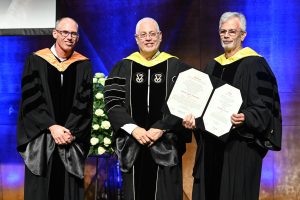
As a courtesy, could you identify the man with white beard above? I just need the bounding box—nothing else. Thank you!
[183,12,282,200]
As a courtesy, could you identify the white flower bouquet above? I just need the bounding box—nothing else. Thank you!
[89,72,114,155]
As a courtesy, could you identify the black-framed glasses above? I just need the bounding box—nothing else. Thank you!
[136,31,161,39]
[219,29,243,36]
[56,29,79,38]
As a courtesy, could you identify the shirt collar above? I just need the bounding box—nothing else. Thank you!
[50,45,67,62]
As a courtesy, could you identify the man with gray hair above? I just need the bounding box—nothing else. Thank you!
[104,17,191,200]
[183,12,282,200]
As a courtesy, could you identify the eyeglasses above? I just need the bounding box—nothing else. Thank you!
[136,31,161,39]
[219,29,244,36]
[56,29,79,38]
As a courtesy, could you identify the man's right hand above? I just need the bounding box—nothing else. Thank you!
[49,125,74,145]
[182,114,196,129]
[132,127,152,145]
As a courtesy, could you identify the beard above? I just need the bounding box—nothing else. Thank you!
[221,39,243,53]
[221,41,235,51]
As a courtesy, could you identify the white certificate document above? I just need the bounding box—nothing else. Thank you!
[203,84,242,137]
[167,68,213,118]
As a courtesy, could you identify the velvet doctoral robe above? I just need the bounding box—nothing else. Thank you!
[104,52,191,200]
[192,47,282,200]
[17,48,93,200]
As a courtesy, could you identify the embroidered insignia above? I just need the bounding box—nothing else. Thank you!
[152,73,165,84]
[172,76,177,82]
[134,72,146,83]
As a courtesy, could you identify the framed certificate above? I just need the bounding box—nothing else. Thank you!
[203,84,242,137]
[167,68,213,118]
[167,68,242,137]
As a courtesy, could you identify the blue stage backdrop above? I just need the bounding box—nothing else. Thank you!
[0,0,198,192]
[226,0,300,191]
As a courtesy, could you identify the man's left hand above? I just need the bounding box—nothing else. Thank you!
[146,128,164,146]
[231,113,245,127]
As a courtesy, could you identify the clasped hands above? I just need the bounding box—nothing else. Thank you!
[182,113,245,129]
[132,127,164,147]
[49,124,76,145]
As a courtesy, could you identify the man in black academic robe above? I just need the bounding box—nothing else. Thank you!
[104,17,191,200]
[17,17,93,200]
[183,12,282,200]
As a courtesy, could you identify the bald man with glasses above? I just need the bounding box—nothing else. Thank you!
[104,17,191,200]
[17,17,93,200]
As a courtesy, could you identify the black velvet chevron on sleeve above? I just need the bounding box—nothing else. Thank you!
[103,62,135,134]
[17,55,56,146]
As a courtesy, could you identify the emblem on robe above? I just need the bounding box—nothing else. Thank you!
[172,76,177,83]
[152,73,165,84]
[134,72,146,83]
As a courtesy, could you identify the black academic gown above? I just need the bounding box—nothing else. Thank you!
[104,53,191,200]
[17,49,93,200]
[192,50,282,200]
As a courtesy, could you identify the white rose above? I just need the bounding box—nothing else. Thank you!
[98,78,106,86]
[95,109,104,116]
[95,92,104,99]
[101,121,111,129]
[90,137,99,145]
[95,73,105,78]
[103,137,112,146]
[98,146,106,155]
[92,124,100,130]
[93,78,98,83]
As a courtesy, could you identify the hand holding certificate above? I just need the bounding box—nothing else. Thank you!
[167,68,242,137]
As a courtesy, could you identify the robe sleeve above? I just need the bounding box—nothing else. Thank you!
[17,54,56,147]
[240,57,282,150]
[17,54,57,176]
[104,61,141,172]
[104,61,136,135]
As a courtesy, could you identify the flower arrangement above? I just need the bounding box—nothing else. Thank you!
[89,72,114,155]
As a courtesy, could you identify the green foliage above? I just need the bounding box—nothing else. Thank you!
[89,73,114,155]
